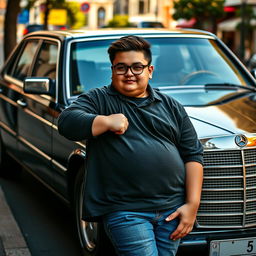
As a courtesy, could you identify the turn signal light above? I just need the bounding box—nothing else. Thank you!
[247,136,256,147]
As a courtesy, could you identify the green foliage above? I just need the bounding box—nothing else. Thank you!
[65,2,86,29]
[173,0,225,27]
[107,15,131,28]
[236,5,256,31]
[26,0,65,9]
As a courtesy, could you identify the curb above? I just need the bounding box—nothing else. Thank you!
[0,186,31,256]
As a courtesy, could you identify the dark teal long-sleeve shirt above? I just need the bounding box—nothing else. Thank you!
[58,85,203,221]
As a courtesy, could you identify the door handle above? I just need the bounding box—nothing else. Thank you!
[17,99,27,107]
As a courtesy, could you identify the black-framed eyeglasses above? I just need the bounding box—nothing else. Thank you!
[112,63,149,75]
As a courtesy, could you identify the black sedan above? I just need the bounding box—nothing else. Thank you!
[0,28,256,256]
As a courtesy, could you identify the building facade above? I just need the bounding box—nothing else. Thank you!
[117,0,174,28]
[217,0,256,61]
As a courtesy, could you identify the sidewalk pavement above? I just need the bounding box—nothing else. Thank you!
[0,186,31,256]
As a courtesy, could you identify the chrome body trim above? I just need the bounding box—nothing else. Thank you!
[242,149,246,227]
[0,93,19,107]
[52,159,67,172]
[75,141,86,148]
[0,120,17,136]
[18,136,51,161]
[52,124,58,131]
[180,240,207,246]
[22,107,52,128]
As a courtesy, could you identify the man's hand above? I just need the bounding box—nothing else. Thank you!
[92,114,129,136]
[107,114,129,134]
[166,161,203,240]
[165,202,198,241]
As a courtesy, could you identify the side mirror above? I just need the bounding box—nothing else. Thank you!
[23,77,55,96]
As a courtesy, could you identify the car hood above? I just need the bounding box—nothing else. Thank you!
[164,89,256,139]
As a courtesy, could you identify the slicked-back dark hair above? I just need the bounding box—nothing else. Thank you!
[108,35,152,64]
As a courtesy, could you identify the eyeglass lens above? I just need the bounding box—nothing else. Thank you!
[113,63,147,75]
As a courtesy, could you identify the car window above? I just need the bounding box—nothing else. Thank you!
[150,38,251,87]
[68,37,253,97]
[32,41,58,80]
[69,40,112,96]
[12,40,39,81]
[139,22,164,28]
[151,43,198,85]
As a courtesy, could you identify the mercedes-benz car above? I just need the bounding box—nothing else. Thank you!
[0,29,256,256]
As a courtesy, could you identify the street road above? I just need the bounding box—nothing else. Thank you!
[0,170,82,256]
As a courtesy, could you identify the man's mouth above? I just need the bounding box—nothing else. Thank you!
[124,80,136,83]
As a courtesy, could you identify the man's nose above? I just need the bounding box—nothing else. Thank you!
[125,67,134,76]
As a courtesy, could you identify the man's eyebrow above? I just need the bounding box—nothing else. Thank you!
[115,62,144,65]
[132,62,144,65]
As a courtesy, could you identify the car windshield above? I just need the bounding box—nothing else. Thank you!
[68,37,253,98]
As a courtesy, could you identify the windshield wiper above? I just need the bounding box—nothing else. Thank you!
[205,83,256,92]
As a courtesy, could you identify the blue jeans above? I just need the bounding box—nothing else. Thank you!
[102,208,181,256]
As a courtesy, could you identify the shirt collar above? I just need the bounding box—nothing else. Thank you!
[106,84,162,103]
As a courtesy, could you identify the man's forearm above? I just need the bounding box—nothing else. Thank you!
[185,161,203,208]
[167,161,203,240]
[92,115,111,136]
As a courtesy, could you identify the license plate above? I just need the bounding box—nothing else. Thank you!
[210,237,256,256]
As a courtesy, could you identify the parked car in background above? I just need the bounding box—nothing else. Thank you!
[22,24,44,36]
[22,24,68,36]
[0,28,256,256]
[131,21,165,28]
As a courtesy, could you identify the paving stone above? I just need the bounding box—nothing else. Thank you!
[0,187,30,256]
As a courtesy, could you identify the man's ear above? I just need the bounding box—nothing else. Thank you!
[149,65,154,79]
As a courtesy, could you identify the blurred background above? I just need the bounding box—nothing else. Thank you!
[0,0,256,69]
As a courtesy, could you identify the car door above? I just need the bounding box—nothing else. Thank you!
[17,39,58,184]
[0,39,40,160]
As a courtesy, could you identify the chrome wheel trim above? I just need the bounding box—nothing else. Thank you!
[78,179,98,252]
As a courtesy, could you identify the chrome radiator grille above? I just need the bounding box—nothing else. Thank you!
[197,148,256,228]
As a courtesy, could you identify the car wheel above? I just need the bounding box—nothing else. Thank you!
[73,166,116,256]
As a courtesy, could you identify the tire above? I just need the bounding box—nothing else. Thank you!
[73,166,116,256]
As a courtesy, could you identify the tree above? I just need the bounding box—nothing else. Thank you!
[4,0,20,60]
[173,0,225,33]
[236,4,256,61]
[3,0,76,60]
[65,2,86,29]
[106,15,131,28]
[27,0,66,30]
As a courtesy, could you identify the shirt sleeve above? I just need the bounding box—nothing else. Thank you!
[176,104,204,165]
[57,92,98,141]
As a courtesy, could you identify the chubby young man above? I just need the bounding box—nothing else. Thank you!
[58,35,204,256]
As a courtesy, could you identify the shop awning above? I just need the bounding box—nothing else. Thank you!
[225,0,256,6]
[218,17,256,31]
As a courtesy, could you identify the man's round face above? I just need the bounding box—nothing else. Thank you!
[111,51,154,98]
